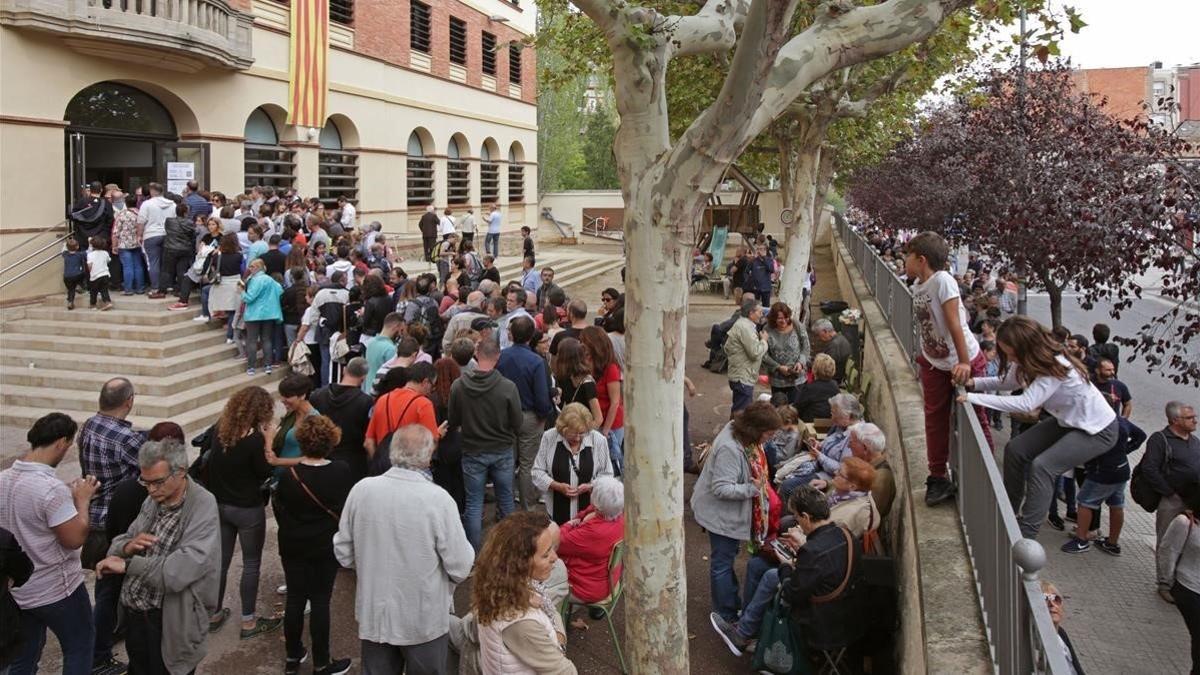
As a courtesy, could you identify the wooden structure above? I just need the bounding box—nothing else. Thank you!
[696,165,762,251]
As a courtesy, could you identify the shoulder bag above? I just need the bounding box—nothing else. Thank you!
[288,466,340,521]
[1130,431,1171,512]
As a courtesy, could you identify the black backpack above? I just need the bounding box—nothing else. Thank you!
[318,301,348,343]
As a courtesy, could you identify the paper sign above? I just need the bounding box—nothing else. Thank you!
[166,162,194,195]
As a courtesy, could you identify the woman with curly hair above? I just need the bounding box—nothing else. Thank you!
[274,415,354,675]
[473,511,577,675]
[206,385,283,639]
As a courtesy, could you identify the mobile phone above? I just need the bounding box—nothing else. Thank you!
[771,539,796,565]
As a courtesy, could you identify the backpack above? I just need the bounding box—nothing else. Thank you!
[410,296,444,352]
[465,252,483,282]
[62,251,86,279]
[318,301,348,343]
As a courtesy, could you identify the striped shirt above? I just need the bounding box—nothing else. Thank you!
[0,461,83,608]
[78,413,147,526]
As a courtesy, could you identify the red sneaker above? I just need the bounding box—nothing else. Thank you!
[168,302,190,311]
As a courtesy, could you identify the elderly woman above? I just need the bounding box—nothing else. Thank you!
[778,392,864,498]
[473,511,578,675]
[793,353,840,421]
[691,401,783,624]
[1043,580,1086,674]
[762,302,810,404]
[532,403,614,525]
[847,422,896,520]
[823,457,879,538]
[558,476,624,605]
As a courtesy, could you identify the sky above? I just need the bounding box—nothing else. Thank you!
[1051,0,1200,69]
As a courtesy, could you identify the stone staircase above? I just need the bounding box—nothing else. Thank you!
[0,251,624,436]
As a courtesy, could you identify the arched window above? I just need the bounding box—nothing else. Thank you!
[243,107,294,191]
[447,136,469,206]
[480,143,499,204]
[407,131,434,207]
[65,82,177,138]
[507,145,524,203]
[318,119,358,207]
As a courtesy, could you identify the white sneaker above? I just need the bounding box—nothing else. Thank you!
[276,584,287,595]
[225,338,234,345]
[193,315,209,322]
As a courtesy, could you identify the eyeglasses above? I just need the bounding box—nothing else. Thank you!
[137,471,178,489]
[601,296,614,303]
[1043,593,1063,606]
[1180,415,1198,421]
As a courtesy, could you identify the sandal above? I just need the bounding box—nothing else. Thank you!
[209,608,231,633]
[240,615,284,640]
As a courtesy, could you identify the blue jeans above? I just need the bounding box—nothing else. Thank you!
[730,381,754,414]
[319,342,332,387]
[708,531,741,623]
[142,236,165,291]
[201,284,212,318]
[118,248,145,293]
[779,469,819,502]
[743,555,774,606]
[608,427,625,476]
[485,232,500,258]
[11,582,95,675]
[737,567,781,640]
[462,450,516,551]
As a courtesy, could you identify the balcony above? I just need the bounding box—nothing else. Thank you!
[0,0,254,72]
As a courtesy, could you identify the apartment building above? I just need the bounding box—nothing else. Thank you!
[0,0,538,301]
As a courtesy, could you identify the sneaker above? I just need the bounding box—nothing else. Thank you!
[147,292,166,299]
[240,616,283,640]
[226,338,235,345]
[209,607,231,633]
[1064,512,1077,523]
[100,303,113,311]
[1047,514,1065,531]
[314,658,353,675]
[193,315,210,322]
[168,302,190,311]
[247,368,256,376]
[924,476,956,506]
[1061,537,1090,554]
[277,584,288,595]
[1159,587,1176,605]
[265,365,273,375]
[67,302,74,310]
[91,657,127,675]
[122,291,135,296]
[1096,538,1122,556]
[709,612,747,657]
[285,648,309,675]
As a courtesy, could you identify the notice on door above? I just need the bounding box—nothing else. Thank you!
[166,162,194,195]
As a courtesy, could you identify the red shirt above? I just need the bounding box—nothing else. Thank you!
[365,388,439,444]
[558,506,624,603]
[595,362,624,430]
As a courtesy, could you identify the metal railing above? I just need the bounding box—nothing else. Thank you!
[0,221,72,291]
[833,213,1069,674]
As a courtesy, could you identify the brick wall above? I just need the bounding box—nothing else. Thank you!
[1070,67,1149,123]
[348,0,536,108]
[1179,67,1200,122]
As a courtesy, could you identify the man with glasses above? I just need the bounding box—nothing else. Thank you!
[97,439,221,675]
[1145,401,1200,604]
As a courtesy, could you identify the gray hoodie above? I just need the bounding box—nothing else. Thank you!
[141,196,177,239]
[447,368,523,454]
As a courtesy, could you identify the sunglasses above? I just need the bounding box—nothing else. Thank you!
[1043,593,1062,606]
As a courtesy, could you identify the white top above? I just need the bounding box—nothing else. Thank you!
[87,249,111,281]
[912,270,979,370]
[459,212,477,234]
[340,202,356,229]
[0,461,82,609]
[967,356,1116,435]
[488,210,502,234]
[333,468,475,646]
[1160,513,1200,595]
[439,215,457,237]
[325,260,355,288]
[300,306,320,345]
[531,429,614,521]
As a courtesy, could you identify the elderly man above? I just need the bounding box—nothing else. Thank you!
[813,318,852,382]
[1146,401,1200,604]
[76,377,148,673]
[334,425,474,673]
[847,422,896,520]
[97,439,221,675]
[723,298,768,414]
[443,290,486,353]
[418,204,439,263]
[497,286,532,350]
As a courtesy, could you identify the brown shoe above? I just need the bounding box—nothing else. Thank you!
[100,303,113,311]
[147,292,166,299]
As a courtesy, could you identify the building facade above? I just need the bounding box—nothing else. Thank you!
[0,0,538,302]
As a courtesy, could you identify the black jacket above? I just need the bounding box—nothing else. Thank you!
[1059,628,1086,675]
[779,523,864,649]
[70,195,113,237]
[794,379,840,422]
[163,216,197,252]
[310,383,375,480]
[418,211,439,238]
[1,526,34,664]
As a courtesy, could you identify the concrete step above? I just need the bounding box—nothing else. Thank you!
[0,358,260,396]
[6,318,212,342]
[23,304,204,326]
[0,399,230,439]
[2,341,237,375]
[0,329,227,359]
[1,366,284,418]
[42,292,183,313]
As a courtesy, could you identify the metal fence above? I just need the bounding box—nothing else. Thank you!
[832,214,1070,674]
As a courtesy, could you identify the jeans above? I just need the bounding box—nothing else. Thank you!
[515,411,544,510]
[1002,416,1118,539]
[918,351,992,479]
[119,248,145,293]
[756,290,771,307]
[10,583,94,675]
[607,427,625,477]
[143,236,165,291]
[88,276,111,305]
[63,274,86,304]
[282,549,340,667]
[244,320,276,370]
[1172,582,1200,675]
[201,284,212,317]
[737,567,781,640]
[92,571,124,665]
[360,635,449,675]
[319,342,332,387]
[708,531,742,623]
[485,232,500,258]
[217,502,267,619]
[462,450,516,551]
[123,607,170,675]
[743,555,774,606]
[729,381,754,415]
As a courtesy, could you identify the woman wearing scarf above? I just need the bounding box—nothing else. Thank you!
[821,456,879,538]
[532,404,614,525]
[690,401,783,624]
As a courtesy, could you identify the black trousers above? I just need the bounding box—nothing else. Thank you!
[89,277,111,305]
[124,606,196,675]
[281,548,340,667]
[422,235,437,262]
[432,432,465,514]
[64,274,86,304]
[160,249,193,293]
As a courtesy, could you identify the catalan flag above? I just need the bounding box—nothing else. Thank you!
[287,0,328,128]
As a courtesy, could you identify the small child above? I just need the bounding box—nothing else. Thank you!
[61,238,88,310]
[86,236,113,311]
[980,340,1003,430]
[772,406,821,500]
[1061,417,1144,556]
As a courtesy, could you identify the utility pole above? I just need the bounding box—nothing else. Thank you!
[1016,4,1029,316]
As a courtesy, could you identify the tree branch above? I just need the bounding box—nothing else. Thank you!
[669,0,752,57]
[569,0,634,43]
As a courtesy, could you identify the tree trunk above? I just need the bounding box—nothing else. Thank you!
[1046,282,1063,330]
[778,146,820,309]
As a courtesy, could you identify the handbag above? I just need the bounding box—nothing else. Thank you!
[289,466,340,521]
[1131,432,1170,512]
[752,589,812,674]
[289,340,315,376]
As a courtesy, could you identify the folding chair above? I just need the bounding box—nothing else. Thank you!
[560,541,626,673]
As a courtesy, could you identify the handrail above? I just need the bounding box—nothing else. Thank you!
[833,213,1069,674]
[0,220,69,266]
[0,224,73,290]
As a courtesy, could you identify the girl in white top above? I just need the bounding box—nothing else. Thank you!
[960,315,1118,539]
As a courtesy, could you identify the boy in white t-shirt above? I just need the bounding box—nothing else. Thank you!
[86,235,113,311]
[905,231,992,506]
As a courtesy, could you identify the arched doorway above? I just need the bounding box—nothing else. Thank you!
[63,82,208,207]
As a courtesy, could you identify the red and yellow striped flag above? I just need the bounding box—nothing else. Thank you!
[287,0,329,128]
